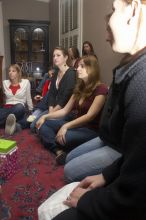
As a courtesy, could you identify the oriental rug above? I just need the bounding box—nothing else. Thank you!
[0,129,65,220]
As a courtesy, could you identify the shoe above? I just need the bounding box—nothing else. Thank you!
[27,115,36,122]
[15,123,22,133]
[5,114,16,135]
[56,150,67,165]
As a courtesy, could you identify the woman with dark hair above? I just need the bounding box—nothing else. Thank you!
[36,55,108,164]
[27,46,77,131]
[68,47,80,69]
[82,41,97,58]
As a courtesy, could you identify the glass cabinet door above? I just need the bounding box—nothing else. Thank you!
[14,28,30,74]
[14,28,29,62]
[31,28,45,73]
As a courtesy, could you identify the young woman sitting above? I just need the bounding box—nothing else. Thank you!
[0,64,33,135]
[36,55,108,165]
[26,46,77,131]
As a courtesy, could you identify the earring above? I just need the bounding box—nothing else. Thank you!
[64,63,67,67]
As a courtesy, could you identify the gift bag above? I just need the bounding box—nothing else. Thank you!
[0,139,18,180]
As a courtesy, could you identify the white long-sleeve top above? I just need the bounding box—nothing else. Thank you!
[3,79,33,111]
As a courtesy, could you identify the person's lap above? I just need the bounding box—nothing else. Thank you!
[52,208,86,220]
[65,128,97,150]
[66,137,103,162]
[64,145,121,182]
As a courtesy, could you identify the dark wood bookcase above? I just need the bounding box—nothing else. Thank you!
[9,19,50,77]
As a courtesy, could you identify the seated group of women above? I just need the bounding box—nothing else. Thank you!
[0,44,113,181]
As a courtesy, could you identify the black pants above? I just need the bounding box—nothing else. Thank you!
[53,207,89,220]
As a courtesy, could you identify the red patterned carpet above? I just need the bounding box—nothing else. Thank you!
[0,129,65,220]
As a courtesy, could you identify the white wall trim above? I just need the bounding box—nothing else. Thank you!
[0,1,6,79]
[36,0,50,3]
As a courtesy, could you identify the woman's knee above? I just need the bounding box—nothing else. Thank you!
[64,162,78,183]
[13,103,25,113]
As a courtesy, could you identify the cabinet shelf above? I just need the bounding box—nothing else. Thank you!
[32,51,45,53]
[16,50,28,52]
[9,19,50,75]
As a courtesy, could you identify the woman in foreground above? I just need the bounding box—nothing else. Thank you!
[38,0,146,219]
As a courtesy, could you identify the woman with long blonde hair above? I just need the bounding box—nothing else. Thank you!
[0,64,33,135]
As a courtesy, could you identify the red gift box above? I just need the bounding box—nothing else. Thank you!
[0,147,18,180]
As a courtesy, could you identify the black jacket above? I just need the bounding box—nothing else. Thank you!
[77,49,146,220]
[48,67,76,107]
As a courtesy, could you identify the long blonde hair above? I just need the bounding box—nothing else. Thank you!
[73,55,101,103]
[9,64,22,82]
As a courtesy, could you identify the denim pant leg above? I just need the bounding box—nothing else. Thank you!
[64,145,122,182]
[0,104,25,127]
[65,127,97,150]
[35,90,50,111]
[66,137,103,162]
[11,103,26,121]
[39,118,67,152]
[30,110,48,131]
[0,107,12,126]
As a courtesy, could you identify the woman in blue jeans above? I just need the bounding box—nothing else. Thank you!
[36,55,108,164]
[1,64,33,135]
[64,137,121,182]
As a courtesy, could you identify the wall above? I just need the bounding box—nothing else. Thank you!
[0,1,5,78]
[1,0,123,85]
[83,0,122,85]
[1,0,49,76]
[49,0,59,64]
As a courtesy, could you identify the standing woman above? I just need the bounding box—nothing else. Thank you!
[68,47,80,69]
[0,64,33,135]
[82,41,97,58]
[42,0,146,219]
[36,55,108,164]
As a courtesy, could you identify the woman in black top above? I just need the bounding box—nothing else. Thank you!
[28,46,77,131]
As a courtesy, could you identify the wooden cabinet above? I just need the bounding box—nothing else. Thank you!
[9,19,50,77]
[0,56,3,104]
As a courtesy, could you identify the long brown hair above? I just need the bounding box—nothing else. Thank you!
[53,46,70,66]
[73,55,101,103]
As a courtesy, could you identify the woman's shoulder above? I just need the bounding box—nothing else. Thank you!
[65,67,77,76]
[21,78,30,84]
[95,83,109,95]
[3,80,10,86]
[20,78,31,87]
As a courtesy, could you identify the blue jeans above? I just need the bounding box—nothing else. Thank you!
[0,103,26,127]
[64,137,122,182]
[35,90,50,111]
[30,110,48,131]
[39,118,97,153]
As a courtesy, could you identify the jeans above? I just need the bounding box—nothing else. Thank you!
[35,90,50,111]
[30,110,48,131]
[0,103,26,127]
[64,137,122,182]
[39,118,97,153]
